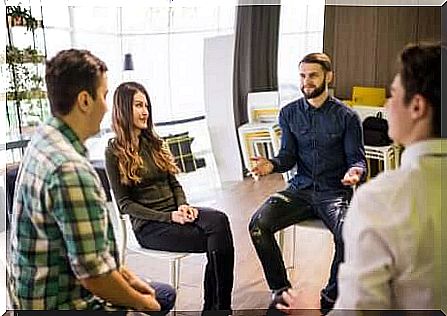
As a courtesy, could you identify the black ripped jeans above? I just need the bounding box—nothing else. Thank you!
[249,187,352,302]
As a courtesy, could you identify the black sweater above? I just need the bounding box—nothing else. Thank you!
[105,136,187,232]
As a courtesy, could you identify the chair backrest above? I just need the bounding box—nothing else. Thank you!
[109,190,127,266]
[247,91,280,123]
[121,214,142,252]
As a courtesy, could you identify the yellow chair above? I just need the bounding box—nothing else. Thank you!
[352,86,386,107]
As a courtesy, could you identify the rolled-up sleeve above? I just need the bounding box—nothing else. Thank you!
[270,108,298,173]
[47,162,117,279]
[344,113,367,180]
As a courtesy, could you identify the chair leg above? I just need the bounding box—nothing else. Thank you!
[169,259,180,291]
[291,225,296,270]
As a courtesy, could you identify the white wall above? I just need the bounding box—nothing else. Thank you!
[203,34,243,183]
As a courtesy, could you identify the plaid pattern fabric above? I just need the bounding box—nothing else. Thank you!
[9,117,120,310]
[163,132,197,173]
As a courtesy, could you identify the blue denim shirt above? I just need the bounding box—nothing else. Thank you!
[271,96,367,192]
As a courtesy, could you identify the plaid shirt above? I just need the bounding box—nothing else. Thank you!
[9,117,120,310]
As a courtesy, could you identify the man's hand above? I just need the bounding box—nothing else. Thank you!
[120,267,160,311]
[249,156,274,179]
[178,204,198,222]
[275,288,300,314]
[341,167,363,186]
[120,266,155,295]
[139,294,161,311]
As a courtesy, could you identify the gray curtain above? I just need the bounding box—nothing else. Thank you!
[233,4,280,128]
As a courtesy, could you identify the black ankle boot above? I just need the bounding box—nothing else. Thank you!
[210,249,234,311]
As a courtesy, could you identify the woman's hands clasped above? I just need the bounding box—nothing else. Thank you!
[171,204,199,224]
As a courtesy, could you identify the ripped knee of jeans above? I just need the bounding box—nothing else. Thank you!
[249,213,265,239]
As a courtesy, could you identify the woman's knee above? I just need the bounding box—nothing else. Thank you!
[201,208,231,227]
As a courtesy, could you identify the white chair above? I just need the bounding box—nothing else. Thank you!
[277,219,327,272]
[364,144,400,177]
[109,191,190,291]
[247,91,281,123]
[238,91,282,171]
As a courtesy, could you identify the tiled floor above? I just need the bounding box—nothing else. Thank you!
[123,173,334,313]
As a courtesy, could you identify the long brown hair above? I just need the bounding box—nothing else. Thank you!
[110,82,179,185]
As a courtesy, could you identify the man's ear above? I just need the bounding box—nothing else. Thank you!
[409,94,429,120]
[326,71,334,85]
[77,91,92,114]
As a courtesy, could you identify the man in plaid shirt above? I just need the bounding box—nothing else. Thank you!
[9,49,175,312]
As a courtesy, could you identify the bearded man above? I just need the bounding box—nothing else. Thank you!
[248,53,366,314]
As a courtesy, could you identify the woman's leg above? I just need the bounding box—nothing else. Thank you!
[194,208,234,311]
[135,208,235,311]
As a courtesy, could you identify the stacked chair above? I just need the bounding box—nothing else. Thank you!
[237,91,281,172]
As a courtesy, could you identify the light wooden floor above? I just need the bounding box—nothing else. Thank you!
[126,173,334,313]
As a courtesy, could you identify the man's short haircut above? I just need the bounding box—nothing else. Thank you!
[398,42,440,137]
[299,53,333,72]
[45,49,108,116]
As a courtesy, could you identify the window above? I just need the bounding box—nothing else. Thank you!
[278,0,325,107]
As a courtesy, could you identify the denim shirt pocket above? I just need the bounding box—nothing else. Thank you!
[294,127,310,147]
[324,129,343,147]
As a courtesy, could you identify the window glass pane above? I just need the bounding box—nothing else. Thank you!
[171,7,218,32]
[169,32,216,120]
[71,7,118,33]
[121,7,169,34]
[42,6,70,28]
[278,2,325,106]
[122,35,171,122]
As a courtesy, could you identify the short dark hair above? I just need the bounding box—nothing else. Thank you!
[398,42,441,137]
[299,53,332,72]
[45,49,108,116]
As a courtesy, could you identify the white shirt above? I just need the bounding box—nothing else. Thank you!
[332,139,446,313]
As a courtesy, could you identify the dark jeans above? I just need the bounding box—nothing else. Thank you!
[149,281,177,314]
[249,187,352,302]
[135,207,234,311]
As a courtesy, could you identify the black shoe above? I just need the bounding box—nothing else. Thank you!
[269,286,291,309]
[320,292,335,315]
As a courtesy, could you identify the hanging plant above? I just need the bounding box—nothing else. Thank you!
[6,45,45,101]
[6,6,41,31]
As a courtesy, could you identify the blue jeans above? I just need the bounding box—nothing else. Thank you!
[249,187,352,301]
[149,281,177,314]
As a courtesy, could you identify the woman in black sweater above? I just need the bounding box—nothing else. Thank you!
[105,82,234,312]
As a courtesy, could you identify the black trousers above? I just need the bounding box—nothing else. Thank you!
[249,187,352,302]
[135,207,234,310]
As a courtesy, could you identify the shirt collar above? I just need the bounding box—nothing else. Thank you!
[401,139,447,167]
[47,116,88,157]
[303,96,332,112]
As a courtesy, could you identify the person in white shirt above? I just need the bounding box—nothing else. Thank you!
[276,42,445,314]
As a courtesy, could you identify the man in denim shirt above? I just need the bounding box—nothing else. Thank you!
[248,53,366,314]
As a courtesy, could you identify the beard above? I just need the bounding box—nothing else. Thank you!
[301,77,327,100]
